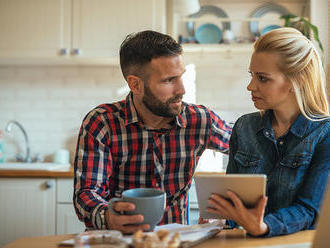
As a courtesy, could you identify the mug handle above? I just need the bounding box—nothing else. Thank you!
[108,197,122,216]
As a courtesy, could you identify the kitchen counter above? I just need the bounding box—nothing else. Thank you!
[0,167,74,178]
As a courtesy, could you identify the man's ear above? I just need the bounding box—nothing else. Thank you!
[127,75,143,95]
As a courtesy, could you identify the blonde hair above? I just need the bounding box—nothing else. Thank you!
[254,27,329,121]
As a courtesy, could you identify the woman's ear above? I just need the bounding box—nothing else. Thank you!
[127,75,143,95]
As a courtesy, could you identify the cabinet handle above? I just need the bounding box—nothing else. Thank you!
[72,48,81,55]
[59,48,68,55]
[45,180,54,189]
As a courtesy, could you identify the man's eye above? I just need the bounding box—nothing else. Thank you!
[164,78,174,83]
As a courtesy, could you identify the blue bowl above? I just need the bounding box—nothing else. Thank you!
[260,25,282,35]
[195,23,222,44]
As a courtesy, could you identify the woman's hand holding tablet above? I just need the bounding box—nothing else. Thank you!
[194,173,269,236]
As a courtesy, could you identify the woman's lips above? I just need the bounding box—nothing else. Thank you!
[252,96,262,102]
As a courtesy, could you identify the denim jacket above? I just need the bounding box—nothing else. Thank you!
[226,110,330,237]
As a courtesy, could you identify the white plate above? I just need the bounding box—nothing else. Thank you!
[249,3,290,36]
[186,5,231,38]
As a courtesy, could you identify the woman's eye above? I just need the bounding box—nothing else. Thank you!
[257,75,268,82]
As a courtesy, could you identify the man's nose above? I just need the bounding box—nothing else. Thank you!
[176,78,186,96]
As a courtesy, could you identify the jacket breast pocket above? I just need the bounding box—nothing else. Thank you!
[279,153,312,190]
[234,151,263,173]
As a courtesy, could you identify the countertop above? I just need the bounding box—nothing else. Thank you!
[0,168,220,178]
[0,167,74,178]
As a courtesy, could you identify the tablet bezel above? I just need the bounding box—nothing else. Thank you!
[194,174,267,219]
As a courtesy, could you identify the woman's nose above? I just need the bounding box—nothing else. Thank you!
[247,79,256,92]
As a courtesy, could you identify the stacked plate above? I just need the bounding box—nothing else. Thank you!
[186,5,231,44]
[249,3,290,36]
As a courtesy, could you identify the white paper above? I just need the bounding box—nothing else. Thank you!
[58,221,222,246]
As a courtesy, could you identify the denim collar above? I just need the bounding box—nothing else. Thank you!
[258,110,310,138]
[124,92,186,128]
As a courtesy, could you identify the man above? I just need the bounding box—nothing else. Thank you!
[73,30,231,233]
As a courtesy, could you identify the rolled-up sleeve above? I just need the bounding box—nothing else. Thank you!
[207,109,232,154]
[73,109,112,229]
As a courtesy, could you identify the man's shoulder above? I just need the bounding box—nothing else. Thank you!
[84,100,126,122]
[182,102,211,115]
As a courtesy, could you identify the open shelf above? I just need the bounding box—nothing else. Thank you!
[182,43,253,53]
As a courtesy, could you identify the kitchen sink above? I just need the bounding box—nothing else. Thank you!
[0,162,71,171]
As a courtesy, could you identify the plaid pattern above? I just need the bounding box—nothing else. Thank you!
[74,93,231,229]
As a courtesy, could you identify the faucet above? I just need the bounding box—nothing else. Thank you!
[5,120,31,163]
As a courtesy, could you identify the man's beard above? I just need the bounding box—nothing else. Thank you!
[142,84,183,118]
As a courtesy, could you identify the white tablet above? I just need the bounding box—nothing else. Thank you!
[194,173,267,219]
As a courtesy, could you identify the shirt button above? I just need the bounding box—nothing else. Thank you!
[279,141,284,145]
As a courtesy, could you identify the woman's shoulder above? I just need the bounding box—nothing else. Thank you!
[235,111,262,127]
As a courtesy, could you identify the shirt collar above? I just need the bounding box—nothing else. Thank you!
[124,92,187,128]
[124,92,140,126]
[258,110,310,138]
[289,113,310,138]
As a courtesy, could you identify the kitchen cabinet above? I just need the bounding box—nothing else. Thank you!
[0,0,71,59]
[0,0,166,64]
[56,178,85,235]
[0,177,84,246]
[0,178,56,246]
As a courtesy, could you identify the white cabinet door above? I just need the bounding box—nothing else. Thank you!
[57,204,85,234]
[0,178,56,246]
[0,0,71,58]
[72,0,166,58]
[0,0,166,62]
[57,178,74,203]
[56,178,85,234]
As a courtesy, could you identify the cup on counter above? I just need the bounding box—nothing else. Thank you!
[108,188,166,231]
[53,149,70,164]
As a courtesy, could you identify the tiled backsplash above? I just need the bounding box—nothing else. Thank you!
[0,54,257,163]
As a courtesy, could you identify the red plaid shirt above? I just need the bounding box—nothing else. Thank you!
[74,93,231,229]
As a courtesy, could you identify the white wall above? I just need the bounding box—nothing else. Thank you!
[0,53,256,163]
[0,66,125,162]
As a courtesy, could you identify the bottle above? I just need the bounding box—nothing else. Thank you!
[0,130,4,163]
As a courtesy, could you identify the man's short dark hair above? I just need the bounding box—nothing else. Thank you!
[119,30,182,80]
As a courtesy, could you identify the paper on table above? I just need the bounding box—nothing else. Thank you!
[58,220,222,247]
[124,220,222,246]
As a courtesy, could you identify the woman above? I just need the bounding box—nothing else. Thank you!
[207,28,330,237]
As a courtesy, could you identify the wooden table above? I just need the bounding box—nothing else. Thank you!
[4,229,314,248]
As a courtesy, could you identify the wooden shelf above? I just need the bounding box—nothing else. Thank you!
[182,43,253,53]
[182,17,288,23]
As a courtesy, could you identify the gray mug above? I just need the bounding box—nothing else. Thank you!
[108,188,166,231]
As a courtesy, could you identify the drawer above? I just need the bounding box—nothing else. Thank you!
[57,178,74,203]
